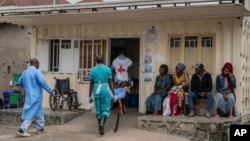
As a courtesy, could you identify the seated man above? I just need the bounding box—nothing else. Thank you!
[187,63,213,118]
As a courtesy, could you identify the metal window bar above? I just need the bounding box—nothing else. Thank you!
[78,39,105,82]
[52,41,60,72]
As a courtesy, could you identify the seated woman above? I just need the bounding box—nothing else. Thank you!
[170,63,190,116]
[145,64,174,116]
[214,62,238,120]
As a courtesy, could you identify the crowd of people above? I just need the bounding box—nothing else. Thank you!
[145,62,238,120]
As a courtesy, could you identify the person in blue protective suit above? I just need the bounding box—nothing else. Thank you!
[89,55,115,136]
[16,58,54,137]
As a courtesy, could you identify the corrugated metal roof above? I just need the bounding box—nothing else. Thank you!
[0,0,249,26]
[0,0,70,6]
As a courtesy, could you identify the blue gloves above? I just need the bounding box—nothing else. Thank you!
[88,97,93,103]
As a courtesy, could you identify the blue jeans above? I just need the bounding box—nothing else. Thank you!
[20,116,44,131]
[188,91,213,112]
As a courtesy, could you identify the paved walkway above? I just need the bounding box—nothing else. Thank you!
[0,108,189,141]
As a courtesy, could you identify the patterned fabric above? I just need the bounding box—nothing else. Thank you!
[173,72,190,110]
[145,74,173,113]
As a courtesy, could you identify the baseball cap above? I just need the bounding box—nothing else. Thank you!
[192,63,204,69]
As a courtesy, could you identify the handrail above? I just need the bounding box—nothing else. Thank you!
[0,0,244,15]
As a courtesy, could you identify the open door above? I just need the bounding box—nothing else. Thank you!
[110,38,140,111]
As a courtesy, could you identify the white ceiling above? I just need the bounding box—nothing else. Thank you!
[0,4,250,26]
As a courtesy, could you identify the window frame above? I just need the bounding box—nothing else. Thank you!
[78,38,108,82]
[168,34,216,74]
[48,38,79,73]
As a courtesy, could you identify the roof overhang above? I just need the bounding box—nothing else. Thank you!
[0,0,250,26]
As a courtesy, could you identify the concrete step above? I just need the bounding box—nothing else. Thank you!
[0,108,84,126]
[137,115,242,141]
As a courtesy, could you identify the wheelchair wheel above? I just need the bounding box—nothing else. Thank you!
[49,89,59,111]
[68,94,79,112]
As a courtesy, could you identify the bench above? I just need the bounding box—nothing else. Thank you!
[193,98,214,116]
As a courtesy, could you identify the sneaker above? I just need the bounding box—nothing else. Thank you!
[187,111,195,117]
[16,130,30,137]
[36,128,46,134]
[206,112,211,118]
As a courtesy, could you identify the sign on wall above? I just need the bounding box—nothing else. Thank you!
[143,54,153,81]
[143,25,159,44]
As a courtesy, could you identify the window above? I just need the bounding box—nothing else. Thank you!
[169,35,215,74]
[49,39,79,73]
[185,36,197,47]
[201,36,213,47]
[78,39,107,81]
[170,37,181,47]
[49,39,60,72]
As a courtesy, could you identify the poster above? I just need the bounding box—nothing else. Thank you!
[144,25,159,44]
[143,55,153,81]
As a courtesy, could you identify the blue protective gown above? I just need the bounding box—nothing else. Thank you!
[18,66,52,120]
[90,64,112,119]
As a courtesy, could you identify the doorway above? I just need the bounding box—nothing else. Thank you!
[110,38,140,109]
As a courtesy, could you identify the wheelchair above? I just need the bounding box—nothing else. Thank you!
[49,77,80,112]
[0,98,3,109]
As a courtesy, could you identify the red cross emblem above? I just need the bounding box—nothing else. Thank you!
[117,65,125,74]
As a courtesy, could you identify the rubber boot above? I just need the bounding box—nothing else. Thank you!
[99,116,107,135]
[98,119,101,131]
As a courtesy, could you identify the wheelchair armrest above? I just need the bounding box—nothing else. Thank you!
[70,89,77,94]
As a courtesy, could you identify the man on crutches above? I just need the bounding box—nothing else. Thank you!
[88,55,115,136]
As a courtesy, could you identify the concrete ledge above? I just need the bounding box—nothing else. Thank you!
[137,115,242,141]
[0,108,84,126]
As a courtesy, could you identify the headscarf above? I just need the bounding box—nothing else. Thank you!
[221,62,235,99]
[159,64,168,74]
[222,62,233,74]
[176,63,186,71]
